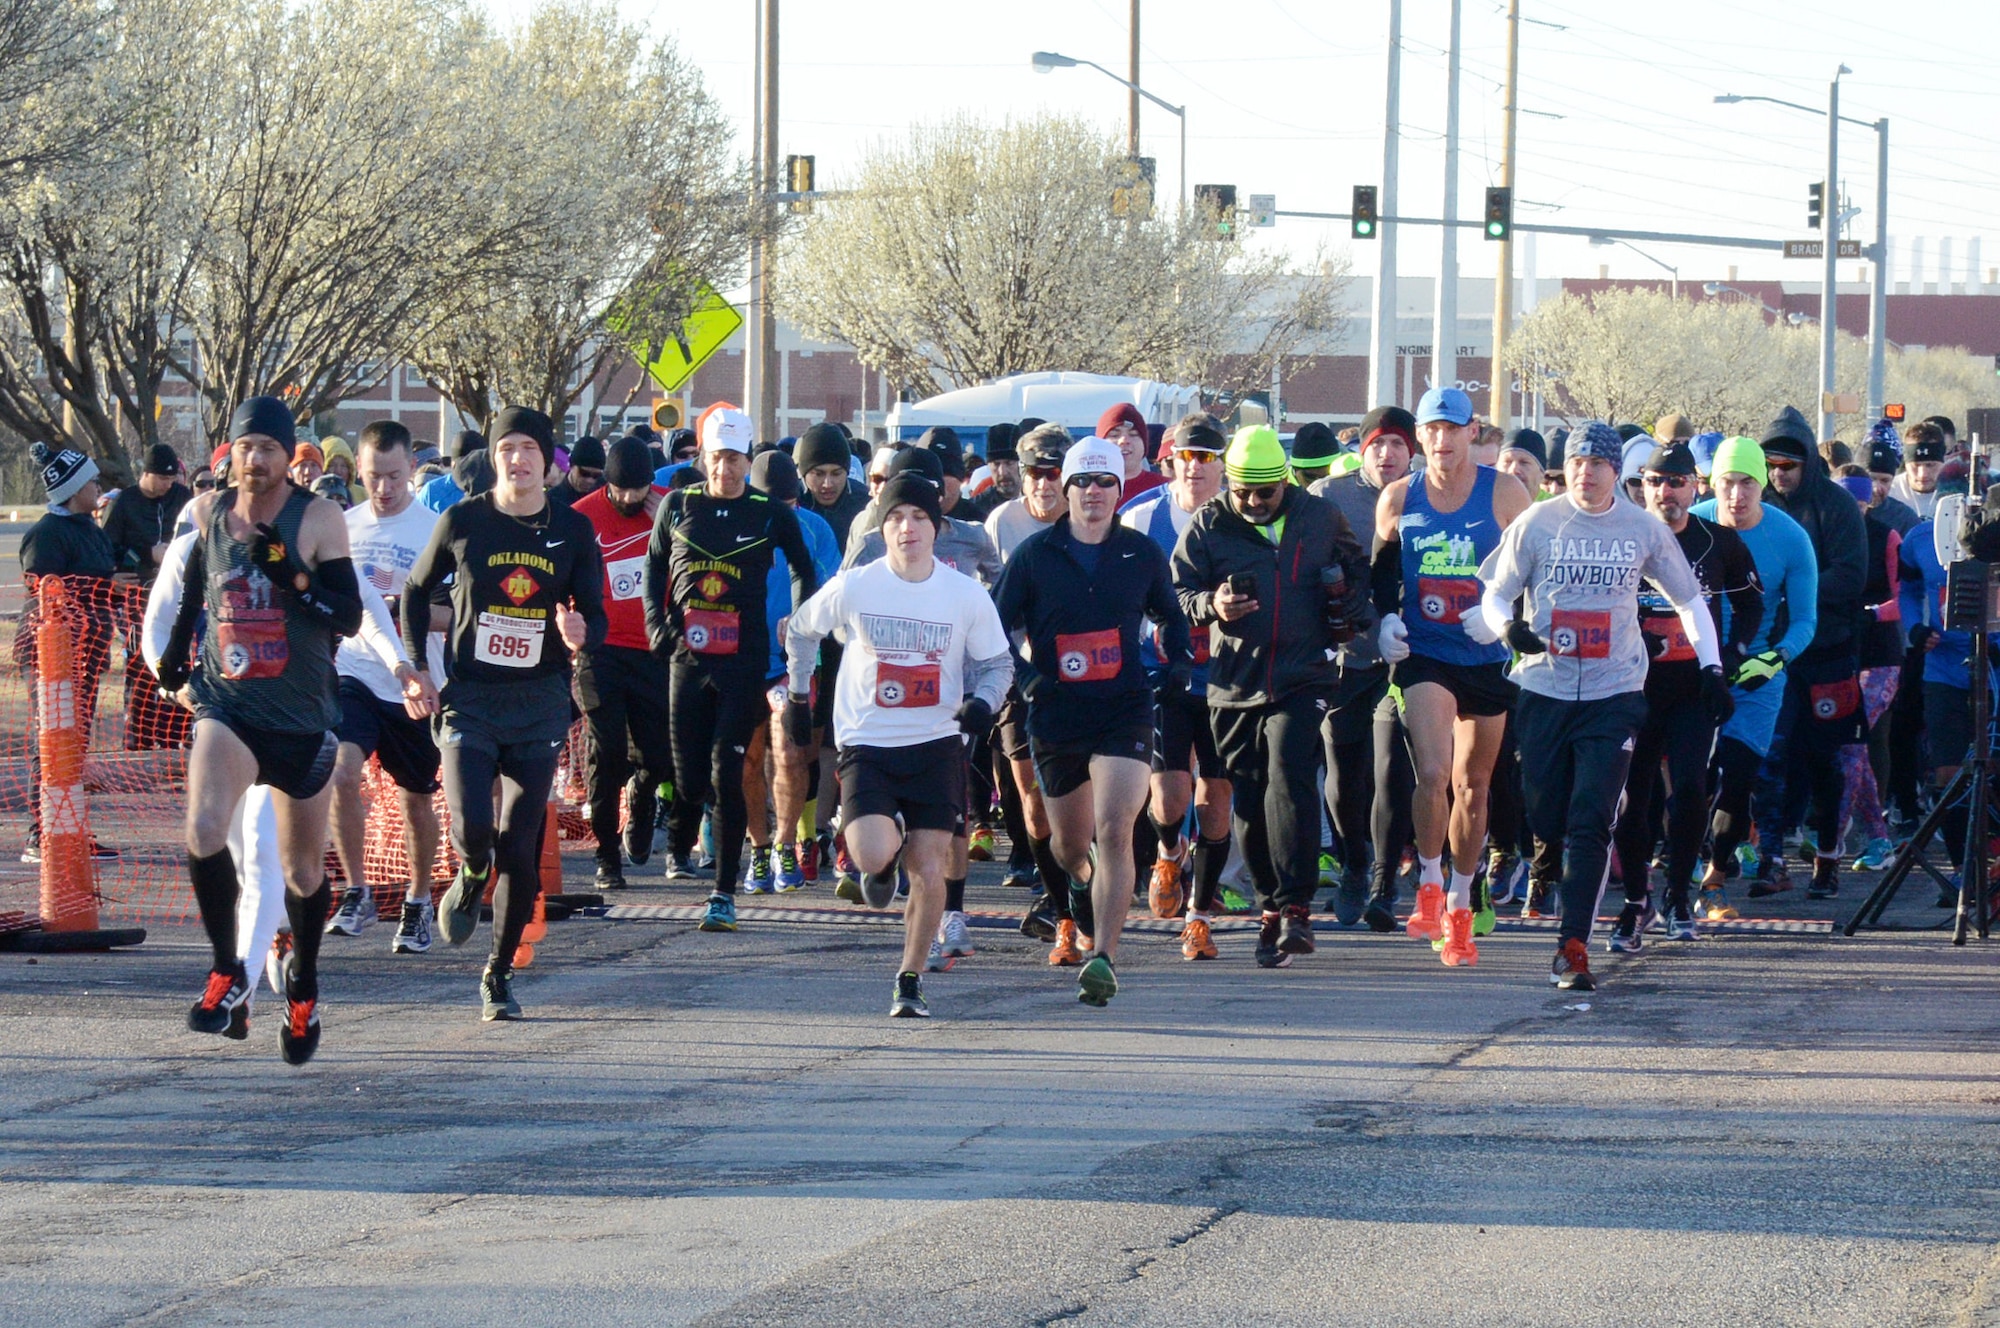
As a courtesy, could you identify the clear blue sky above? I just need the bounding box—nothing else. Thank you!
[487,0,1999,288]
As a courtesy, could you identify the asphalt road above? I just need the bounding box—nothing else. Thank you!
[2,860,1997,1327]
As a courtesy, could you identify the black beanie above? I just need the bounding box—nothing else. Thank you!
[604,435,654,489]
[1359,405,1418,446]
[796,422,851,475]
[1504,428,1548,468]
[454,428,487,459]
[920,427,966,479]
[568,435,606,470]
[885,446,944,483]
[490,406,555,463]
[1642,442,1697,476]
[986,422,1018,459]
[877,473,943,529]
[31,441,98,505]
[750,449,802,502]
[229,396,297,453]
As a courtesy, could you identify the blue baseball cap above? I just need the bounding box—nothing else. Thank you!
[1415,387,1475,427]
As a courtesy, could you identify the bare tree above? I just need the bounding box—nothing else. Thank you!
[778,114,1348,399]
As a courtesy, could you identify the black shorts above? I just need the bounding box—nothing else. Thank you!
[1393,653,1517,719]
[1030,727,1155,800]
[1923,681,1975,769]
[1154,684,1225,779]
[1326,664,1391,746]
[200,712,339,801]
[995,691,1033,762]
[336,677,441,793]
[838,736,967,835]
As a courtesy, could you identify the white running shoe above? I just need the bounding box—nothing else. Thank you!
[939,909,975,958]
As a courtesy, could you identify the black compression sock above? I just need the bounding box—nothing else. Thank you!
[1192,833,1231,913]
[187,848,241,972]
[1030,835,1070,918]
[1152,815,1184,855]
[284,880,334,1000]
[944,876,966,913]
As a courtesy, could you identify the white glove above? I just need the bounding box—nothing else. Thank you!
[1459,602,1502,646]
[1378,612,1410,663]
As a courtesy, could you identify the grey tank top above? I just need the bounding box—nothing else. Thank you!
[190,486,339,733]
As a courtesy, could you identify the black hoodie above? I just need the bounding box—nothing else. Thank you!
[1761,405,1867,658]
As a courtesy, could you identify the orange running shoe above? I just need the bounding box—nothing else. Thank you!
[1148,853,1186,919]
[1048,918,1086,966]
[1181,915,1218,961]
[1406,881,1445,941]
[1440,907,1478,966]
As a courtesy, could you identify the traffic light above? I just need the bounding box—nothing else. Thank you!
[1351,185,1378,240]
[1885,402,1906,422]
[1195,184,1238,241]
[785,154,815,213]
[1110,156,1156,219]
[1808,181,1824,230]
[1992,353,2000,378]
[1483,187,1512,241]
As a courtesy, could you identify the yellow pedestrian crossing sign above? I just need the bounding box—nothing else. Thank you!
[611,282,743,394]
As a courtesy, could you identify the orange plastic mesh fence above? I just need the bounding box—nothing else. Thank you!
[3,575,598,926]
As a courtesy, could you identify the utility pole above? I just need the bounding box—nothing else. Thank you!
[745,0,780,441]
[1867,118,1889,420]
[1367,0,1402,409]
[1488,0,1520,430]
[1818,68,1843,444]
[1433,0,1462,390]
[1128,0,1141,157]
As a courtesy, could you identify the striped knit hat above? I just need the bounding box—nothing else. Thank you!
[1225,425,1288,484]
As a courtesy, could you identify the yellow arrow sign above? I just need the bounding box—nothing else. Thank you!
[611,282,744,394]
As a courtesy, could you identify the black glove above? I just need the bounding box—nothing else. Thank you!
[954,695,994,737]
[1166,660,1194,695]
[1505,620,1547,656]
[782,695,815,749]
[1640,627,1669,660]
[250,522,309,593]
[251,524,363,633]
[1701,664,1736,726]
[1720,641,1748,680]
[1909,624,1937,652]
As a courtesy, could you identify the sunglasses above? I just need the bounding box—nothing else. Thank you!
[1172,449,1222,464]
[1026,465,1063,482]
[1764,458,1801,472]
[1230,484,1283,504]
[1641,474,1693,487]
[1066,473,1121,490]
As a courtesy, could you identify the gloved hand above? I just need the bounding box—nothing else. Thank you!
[1909,624,1938,653]
[154,651,191,694]
[1459,604,1501,646]
[1378,612,1411,663]
[1640,627,1669,660]
[1166,660,1194,695]
[954,695,995,737]
[1505,620,1547,656]
[250,522,309,594]
[1702,664,1736,726]
[1733,648,1785,692]
[782,694,815,749]
[1721,641,1748,679]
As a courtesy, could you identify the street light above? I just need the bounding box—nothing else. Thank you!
[1591,235,1679,299]
[1031,50,1187,210]
[1703,281,1811,325]
[1715,84,1891,421]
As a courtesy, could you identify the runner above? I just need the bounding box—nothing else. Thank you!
[784,473,1011,1016]
[402,406,606,1020]
[1122,417,1235,958]
[175,396,363,1062]
[1609,442,1762,947]
[571,435,675,891]
[1469,422,1730,988]
[324,421,448,950]
[994,438,1192,1005]
[1371,387,1532,961]
[642,407,817,930]
[1174,425,1371,967]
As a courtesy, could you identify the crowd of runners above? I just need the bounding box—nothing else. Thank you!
[15,387,1990,1060]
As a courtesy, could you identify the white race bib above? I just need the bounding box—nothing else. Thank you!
[475,612,546,668]
[606,553,647,601]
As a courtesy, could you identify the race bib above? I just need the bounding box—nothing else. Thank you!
[683,608,740,656]
[1151,623,1210,666]
[1417,576,1482,626]
[475,611,545,668]
[766,676,818,714]
[606,554,646,601]
[1639,612,1694,663]
[875,660,942,708]
[1810,677,1861,722]
[215,617,288,679]
[1055,628,1122,682]
[1548,609,1612,659]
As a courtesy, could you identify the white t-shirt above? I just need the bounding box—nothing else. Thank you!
[985,498,1058,562]
[342,499,441,703]
[788,557,1009,749]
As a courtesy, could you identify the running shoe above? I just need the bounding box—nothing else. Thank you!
[834,834,856,883]
[894,868,910,901]
[1219,886,1254,915]
[481,965,521,1021]
[1181,915,1218,961]
[663,852,698,881]
[1001,863,1038,890]
[1405,882,1445,941]
[1662,898,1699,941]
[1148,852,1186,920]
[1332,867,1368,927]
[188,963,252,1039]
[891,971,930,1018]
[699,892,737,932]
[1076,953,1117,1007]
[924,936,954,973]
[1362,892,1398,933]
[773,844,805,892]
[1522,874,1554,919]
[1487,850,1526,906]
[438,862,489,947]
[1471,872,1496,937]
[1048,918,1086,966]
[1317,851,1338,886]
[23,833,115,863]
[742,846,776,894]
[1550,938,1595,991]
[595,861,628,892]
[1440,907,1478,967]
[1019,894,1059,942]
[1806,857,1840,900]
[1699,885,1739,921]
[279,969,320,1065]
[623,777,655,866]
[861,866,899,909]
[391,900,434,954]
[1747,855,1793,898]
[940,910,974,958]
[1279,903,1316,956]
[835,873,865,904]
[799,837,821,883]
[967,826,996,861]
[325,884,373,936]
[1734,841,1761,875]
[264,928,294,995]
[1852,837,1894,871]
[17,838,36,864]
[1607,902,1645,955]
[1255,911,1292,969]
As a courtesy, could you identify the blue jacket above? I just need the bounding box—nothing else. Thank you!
[764,506,839,678]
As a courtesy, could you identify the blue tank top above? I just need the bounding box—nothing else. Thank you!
[1398,464,1508,667]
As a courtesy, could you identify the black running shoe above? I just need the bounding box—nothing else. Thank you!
[188,964,252,1039]
[623,777,655,866]
[1362,894,1398,933]
[1278,904,1316,955]
[1747,855,1793,899]
[595,861,628,892]
[1607,902,1644,955]
[861,866,899,909]
[1255,912,1292,969]
[482,965,521,1021]
[890,971,929,1019]
[438,863,489,946]
[1806,858,1839,899]
[279,969,320,1066]
[1019,894,1059,942]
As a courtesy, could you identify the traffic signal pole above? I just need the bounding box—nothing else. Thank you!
[1489,0,1520,430]
[1868,118,1890,420]
[1433,0,1462,388]
[1367,0,1402,410]
[745,0,781,443]
[1819,69,1843,445]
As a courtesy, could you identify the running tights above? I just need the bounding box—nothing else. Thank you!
[442,738,558,971]
[1613,698,1716,909]
[667,660,765,894]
